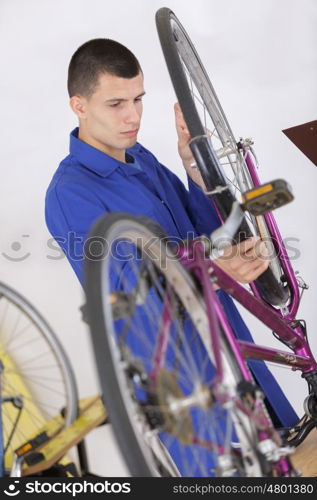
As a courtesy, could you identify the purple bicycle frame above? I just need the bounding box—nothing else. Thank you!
[243,147,301,319]
[187,144,317,376]
[175,236,316,476]
[181,242,317,376]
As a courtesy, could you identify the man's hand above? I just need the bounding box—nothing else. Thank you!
[174,103,269,285]
[174,102,207,190]
[213,236,270,285]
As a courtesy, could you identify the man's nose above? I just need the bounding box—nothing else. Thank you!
[124,103,140,124]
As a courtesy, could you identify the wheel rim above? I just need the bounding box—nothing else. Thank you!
[170,14,253,201]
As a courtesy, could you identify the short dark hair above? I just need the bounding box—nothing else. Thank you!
[67,38,142,98]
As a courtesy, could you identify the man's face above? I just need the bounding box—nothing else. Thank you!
[73,72,145,160]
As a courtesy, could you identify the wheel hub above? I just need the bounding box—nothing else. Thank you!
[154,369,212,445]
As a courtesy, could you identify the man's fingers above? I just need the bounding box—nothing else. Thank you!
[242,260,269,283]
[245,240,270,261]
[174,102,182,114]
[215,234,270,284]
[175,114,188,133]
[238,256,268,275]
[174,102,189,134]
[222,236,260,260]
[238,236,260,254]
[224,236,262,259]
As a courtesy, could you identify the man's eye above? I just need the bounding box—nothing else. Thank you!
[109,102,120,107]
[135,97,143,102]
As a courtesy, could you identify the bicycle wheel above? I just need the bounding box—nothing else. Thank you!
[155,7,289,307]
[85,212,268,477]
[0,282,78,471]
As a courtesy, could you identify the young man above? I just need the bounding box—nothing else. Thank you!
[45,38,297,430]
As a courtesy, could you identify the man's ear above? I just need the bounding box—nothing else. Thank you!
[69,95,87,119]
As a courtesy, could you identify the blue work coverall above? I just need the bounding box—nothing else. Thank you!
[45,128,298,432]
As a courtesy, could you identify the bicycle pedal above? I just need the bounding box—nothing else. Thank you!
[241,179,294,216]
[15,431,50,458]
[21,396,107,476]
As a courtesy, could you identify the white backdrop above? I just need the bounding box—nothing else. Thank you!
[0,0,316,476]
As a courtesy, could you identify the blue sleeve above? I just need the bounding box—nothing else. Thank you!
[45,182,142,292]
[158,161,221,235]
[186,175,222,235]
[45,182,108,286]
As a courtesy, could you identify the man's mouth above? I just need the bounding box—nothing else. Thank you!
[121,129,139,137]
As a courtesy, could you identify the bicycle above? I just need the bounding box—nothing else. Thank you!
[0,281,79,476]
[83,8,317,477]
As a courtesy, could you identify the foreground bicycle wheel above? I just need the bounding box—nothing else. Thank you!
[0,282,78,471]
[85,212,267,477]
[156,7,289,307]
